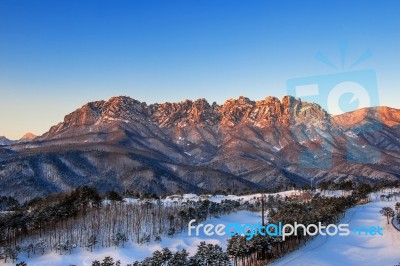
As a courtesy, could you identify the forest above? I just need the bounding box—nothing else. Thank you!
[0,181,399,265]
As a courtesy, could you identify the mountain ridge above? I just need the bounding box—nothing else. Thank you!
[1,95,400,200]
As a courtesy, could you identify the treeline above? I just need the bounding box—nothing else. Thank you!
[317,180,400,193]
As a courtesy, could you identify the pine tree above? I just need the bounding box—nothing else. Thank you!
[86,234,98,252]
[169,249,189,266]
[101,256,115,266]
[152,250,164,265]
[161,247,172,262]
[91,260,101,266]
[380,207,395,224]
[191,242,229,266]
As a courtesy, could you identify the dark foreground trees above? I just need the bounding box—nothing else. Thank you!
[93,242,229,266]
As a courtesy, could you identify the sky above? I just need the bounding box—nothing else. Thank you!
[0,0,399,139]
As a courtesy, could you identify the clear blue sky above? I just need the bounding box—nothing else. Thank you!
[1,0,399,139]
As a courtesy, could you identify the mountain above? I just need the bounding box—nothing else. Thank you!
[20,132,37,142]
[1,95,400,200]
[0,136,13,146]
[0,133,37,146]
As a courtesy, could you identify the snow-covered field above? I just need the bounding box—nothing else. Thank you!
[270,199,400,266]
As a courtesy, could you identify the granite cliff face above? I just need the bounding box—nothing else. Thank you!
[44,95,328,132]
[1,95,400,200]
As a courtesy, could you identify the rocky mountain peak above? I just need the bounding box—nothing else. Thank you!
[152,98,217,127]
[44,95,342,138]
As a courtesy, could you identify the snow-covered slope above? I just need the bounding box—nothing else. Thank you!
[270,198,400,266]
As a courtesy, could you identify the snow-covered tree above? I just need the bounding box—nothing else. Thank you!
[190,242,229,266]
[380,207,395,224]
[35,239,48,255]
[169,249,189,266]
[21,243,34,258]
[112,232,128,248]
[86,234,98,252]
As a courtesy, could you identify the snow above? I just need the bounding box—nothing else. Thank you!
[163,190,304,204]
[345,131,358,138]
[100,116,130,124]
[300,106,312,112]
[134,189,342,208]
[270,198,400,266]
